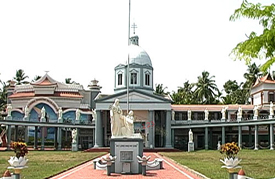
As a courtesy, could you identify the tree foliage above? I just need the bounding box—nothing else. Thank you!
[230,0,275,71]
[13,69,29,85]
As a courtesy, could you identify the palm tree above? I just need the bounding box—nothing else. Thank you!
[171,81,195,104]
[0,81,7,111]
[13,69,29,85]
[154,84,168,95]
[32,75,41,82]
[194,71,220,104]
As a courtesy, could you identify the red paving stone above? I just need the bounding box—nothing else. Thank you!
[49,152,206,179]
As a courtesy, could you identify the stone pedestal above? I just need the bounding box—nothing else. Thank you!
[269,115,273,119]
[110,137,143,174]
[23,116,29,121]
[72,143,78,152]
[221,118,226,122]
[188,142,194,152]
[253,116,258,120]
[41,117,46,122]
[237,117,242,122]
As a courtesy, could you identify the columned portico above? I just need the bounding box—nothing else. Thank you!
[165,110,172,148]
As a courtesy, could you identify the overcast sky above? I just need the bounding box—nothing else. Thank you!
[0,0,273,94]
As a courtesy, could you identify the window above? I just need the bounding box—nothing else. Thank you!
[269,92,274,102]
[145,74,150,86]
[131,73,137,84]
[118,74,122,85]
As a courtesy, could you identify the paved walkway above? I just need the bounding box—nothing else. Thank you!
[49,152,207,179]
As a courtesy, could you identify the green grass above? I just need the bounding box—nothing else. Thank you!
[160,149,275,179]
[0,151,106,179]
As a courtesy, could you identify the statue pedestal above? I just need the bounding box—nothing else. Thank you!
[23,117,29,121]
[6,116,12,120]
[269,115,273,119]
[188,142,194,152]
[58,118,63,123]
[110,137,143,174]
[221,118,226,122]
[71,143,78,152]
[237,117,242,122]
[41,117,46,122]
[253,116,258,120]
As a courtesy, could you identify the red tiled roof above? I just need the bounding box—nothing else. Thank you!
[252,73,275,88]
[9,92,83,98]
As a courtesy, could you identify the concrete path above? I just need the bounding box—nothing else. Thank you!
[49,152,207,179]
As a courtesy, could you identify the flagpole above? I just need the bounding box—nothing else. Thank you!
[127,0,131,113]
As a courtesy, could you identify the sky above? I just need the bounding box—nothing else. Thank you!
[0,0,274,94]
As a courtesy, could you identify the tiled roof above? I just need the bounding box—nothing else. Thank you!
[9,92,83,98]
[252,73,275,88]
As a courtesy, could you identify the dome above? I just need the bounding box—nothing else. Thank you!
[128,44,152,67]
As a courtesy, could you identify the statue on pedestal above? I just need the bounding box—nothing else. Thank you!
[204,108,209,120]
[24,106,29,118]
[187,110,192,120]
[91,109,97,121]
[221,106,228,119]
[7,104,12,117]
[72,129,77,143]
[41,107,46,118]
[253,105,259,117]
[75,109,81,121]
[237,106,242,119]
[58,107,63,119]
[270,101,274,116]
[189,129,193,143]
[110,99,135,137]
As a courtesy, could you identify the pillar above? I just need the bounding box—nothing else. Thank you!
[54,127,58,150]
[14,125,18,141]
[34,126,38,150]
[254,125,259,150]
[57,127,62,150]
[249,126,252,147]
[205,127,208,150]
[222,126,225,144]
[270,124,274,150]
[94,110,103,148]
[238,126,242,149]
[148,110,154,148]
[41,127,45,150]
[24,126,29,143]
[7,125,11,150]
[165,110,172,148]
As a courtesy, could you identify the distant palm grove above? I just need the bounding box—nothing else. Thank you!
[0,63,264,112]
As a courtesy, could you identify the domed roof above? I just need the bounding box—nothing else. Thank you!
[128,44,152,67]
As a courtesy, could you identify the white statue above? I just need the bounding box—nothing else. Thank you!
[172,110,175,120]
[237,106,242,118]
[189,129,193,142]
[121,110,134,136]
[58,107,63,119]
[71,129,77,143]
[7,104,12,117]
[204,108,209,120]
[253,105,259,117]
[188,110,191,120]
[91,109,97,121]
[221,106,228,119]
[110,99,123,136]
[24,106,29,118]
[75,109,81,121]
[41,107,46,118]
[270,101,274,116]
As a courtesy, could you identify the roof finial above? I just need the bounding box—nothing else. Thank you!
[131,22,137,35]
[45,71,49,74]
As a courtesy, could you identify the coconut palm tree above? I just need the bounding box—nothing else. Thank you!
[171,80,195,104]
[154,84,168,95]
[13,69,29,85]
[194,71,220,104]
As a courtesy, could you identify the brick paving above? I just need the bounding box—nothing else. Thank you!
[49,152,207,179]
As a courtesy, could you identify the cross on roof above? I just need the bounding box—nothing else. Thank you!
[131,23,137,34]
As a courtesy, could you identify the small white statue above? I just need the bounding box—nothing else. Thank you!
[270,101,274,116]
[221,106,228,119]
[7,104,12,117]
[58,107,63,119]
[24,106,29,118]
[91,109,97,121]
[188,110,192,120]
[75,109,81,121]
[253,105,259,117]
[41,107,46,118]
[237,106,242,118]
[172,110,175,120]
[72,129,77,143]
[189,129,193,143]
[204,108,209,120]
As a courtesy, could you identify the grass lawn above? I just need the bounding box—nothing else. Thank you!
[160,149,275,179]
[0,151,106,179]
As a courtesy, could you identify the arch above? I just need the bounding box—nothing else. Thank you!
[26,97,59,114]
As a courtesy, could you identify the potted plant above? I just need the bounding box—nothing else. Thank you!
[219,142,241,172]
[8,141,29,171]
